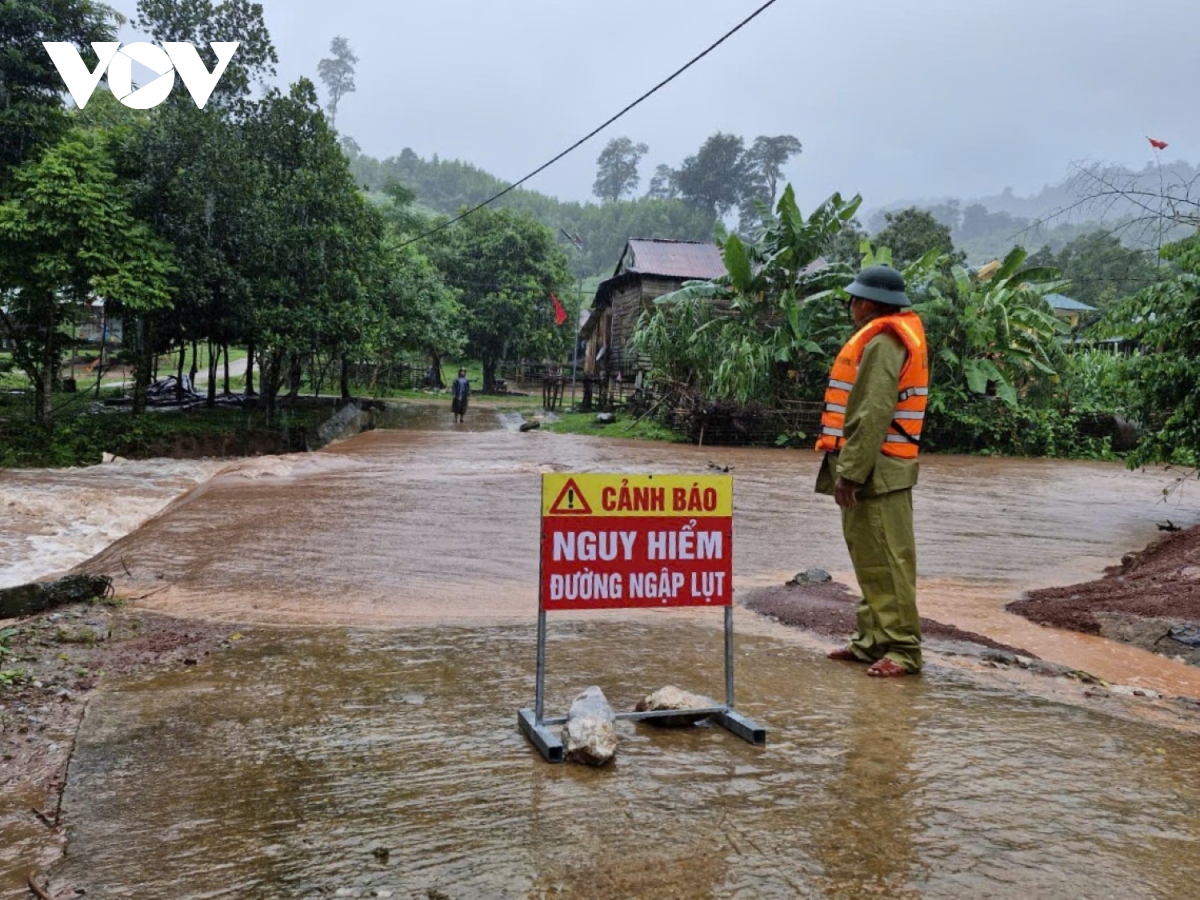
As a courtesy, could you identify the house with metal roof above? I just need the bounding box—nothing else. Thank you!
[1045,293,1099,330]
[580,238,726,382]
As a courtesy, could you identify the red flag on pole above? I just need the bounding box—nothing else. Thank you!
[551,292,567,326]
[1148,136,1169,150]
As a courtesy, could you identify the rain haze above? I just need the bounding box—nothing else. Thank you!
[104,0,1198,215]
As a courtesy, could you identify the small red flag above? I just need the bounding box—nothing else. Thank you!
[551,292,567,326]
[1148,137,1169,150]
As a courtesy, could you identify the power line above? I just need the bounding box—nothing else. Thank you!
[397,0,782,248]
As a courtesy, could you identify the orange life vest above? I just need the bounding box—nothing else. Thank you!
[814,312,929,460]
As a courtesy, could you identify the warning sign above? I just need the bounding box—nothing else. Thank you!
[547,477,593,515]
[540,474,732,610]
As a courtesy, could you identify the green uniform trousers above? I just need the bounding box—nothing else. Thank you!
[841,487,922,672]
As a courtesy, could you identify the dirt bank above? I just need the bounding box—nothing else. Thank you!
[743,579,1037,657]
[1008,523,1200,667]
[1,600,243,882]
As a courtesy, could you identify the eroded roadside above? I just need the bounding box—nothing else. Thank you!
[0,601,243,892]
[742,577,1200,737]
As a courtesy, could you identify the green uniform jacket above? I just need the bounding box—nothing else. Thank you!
[815,331,919,497]
[815,325,924,671]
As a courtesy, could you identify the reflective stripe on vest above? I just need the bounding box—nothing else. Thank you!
[814,312,929,460]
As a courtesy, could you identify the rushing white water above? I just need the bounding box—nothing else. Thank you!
[0,457,225,588]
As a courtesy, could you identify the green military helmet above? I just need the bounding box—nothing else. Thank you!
[845,264,910,308]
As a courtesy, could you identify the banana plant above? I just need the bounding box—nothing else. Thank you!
[915,246,1067,409]
[629,186,861,404]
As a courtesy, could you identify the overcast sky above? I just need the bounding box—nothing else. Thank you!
[104,0,1198,215]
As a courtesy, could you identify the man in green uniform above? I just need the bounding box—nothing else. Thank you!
[816,266,925,677]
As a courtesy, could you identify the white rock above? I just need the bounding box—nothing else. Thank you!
[562,686,617,766]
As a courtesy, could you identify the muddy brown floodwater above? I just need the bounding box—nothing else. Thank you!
[3,407,1200,897]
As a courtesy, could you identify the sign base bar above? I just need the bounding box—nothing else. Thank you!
[520,704,766,762]
[518,708,564,763]
[713,709,767,745]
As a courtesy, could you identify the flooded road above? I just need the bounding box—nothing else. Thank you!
[0,457,223,588]
[4,406,1200,897]
[46,622,1200,898]
[78,421,1200,693]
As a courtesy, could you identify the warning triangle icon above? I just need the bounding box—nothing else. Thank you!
[548,477,593,515]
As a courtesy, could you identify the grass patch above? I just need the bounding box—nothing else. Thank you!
[0,397,327,468]
[542,411,684,443]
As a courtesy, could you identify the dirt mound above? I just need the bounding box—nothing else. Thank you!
[1008,525,1200,630]
[1008,524,1200,665]
[744,580,1035,656]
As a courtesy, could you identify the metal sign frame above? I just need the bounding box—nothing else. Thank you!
[518,474,767,763]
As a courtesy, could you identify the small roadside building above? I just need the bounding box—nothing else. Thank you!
[1046,293,1099,330]
[580,238,726,384]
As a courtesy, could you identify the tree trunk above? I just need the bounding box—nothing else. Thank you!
[189,339,199,392]
[206,340,219,407]
[483,357,498,394]
[262,350,284,423]
[37,293,57,426]
[427,350,444,388]
[245,340,256,396]
[222,343,231,395]
[132,317,150,416]
[286,357,302,402]
[340,357,351,401]
[176,344,186,401]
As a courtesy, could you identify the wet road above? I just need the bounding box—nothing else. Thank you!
[45,622,1200,898]
[5,405,1200,897]
[80,414,1200,694]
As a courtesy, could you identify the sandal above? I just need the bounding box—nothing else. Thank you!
[866,658,912,678]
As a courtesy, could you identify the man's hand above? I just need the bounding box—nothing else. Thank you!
[834,476,861,509]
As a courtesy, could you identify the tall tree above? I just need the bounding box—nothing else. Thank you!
[317,36,358,130]
[646,163,679,200]
[592,137,648,203]
[1027,230,1160,310]
[134,0,278,105]
[0,130,173,424]
[1104,234,1200,467]
[744,135,802,207]
[428,207,572,392]
[872,207,961,269]
[241,80,379,416]
[674,132,747,219]
[737,134,802,232]
[0,0,119,188]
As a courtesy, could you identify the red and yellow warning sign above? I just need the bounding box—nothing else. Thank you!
[541,473,733,610]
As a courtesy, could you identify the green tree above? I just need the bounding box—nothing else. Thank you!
[915,246,1066,410]
[1027,230,1160,310]
[134,0,278,104]
[1103,234,1200,467]
[821,217,868,266]
[592,137,649,203]
[0,0,119,188]
[428,207,572,392]
[317,36,358,130]
[674,132,747,219]
[873,207,962,269]
[0,130,173,424]
[738,134,802,231]
[240,80,380,416]
[646,163,679,200]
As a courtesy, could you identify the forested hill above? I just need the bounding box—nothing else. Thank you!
[875,159,1199,262]
[347,146,715,278]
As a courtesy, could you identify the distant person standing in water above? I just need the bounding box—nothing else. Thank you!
[451,368,471,423]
